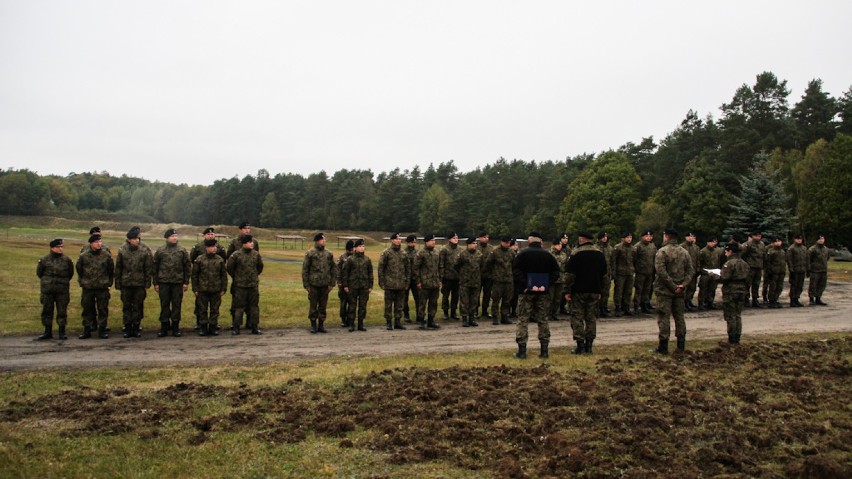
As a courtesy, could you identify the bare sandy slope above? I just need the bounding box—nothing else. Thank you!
[2,282,850,371]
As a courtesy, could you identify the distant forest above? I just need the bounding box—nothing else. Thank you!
[3,72,851,245]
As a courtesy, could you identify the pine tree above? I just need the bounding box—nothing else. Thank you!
[724,154,794,241]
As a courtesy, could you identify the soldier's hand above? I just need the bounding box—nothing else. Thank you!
[154,285,159,293]
[182,284,188,292]
[344,287,349,294]
[564,293,571,302]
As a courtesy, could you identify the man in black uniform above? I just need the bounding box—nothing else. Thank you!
[512,232,560,359]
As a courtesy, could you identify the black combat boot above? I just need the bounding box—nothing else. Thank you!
[450,309,460,320]
[646,302,656,312]
[427,316,440,329]
[199,324,208,336]
[599,306,610,318]
[124,324,133,338]
[133,323,142,338]
[79,326,92,339]
[462,316,469,327]
[676,336,685,352]
[615,305,623,317]
[540,340,549,359]
[622,303,633,316]
[357,319,367,331]
[97,325,109,339]
[469,316,479,327]
[404,313,413,323]
[232,319,241,335]
[172,321,182,337]
[653,339,669,354]
[418,317,427,330]
[251,326,262,335]
[492,314,499,325]
[349,318,356,332]
[442,309,449,321]
[585,338,594,354]
[386,320,393,331]
[500,314,512,325]
[727,334,735,344]
[686,300,696,312]
[815,297,828,306]
[751,299,763,308]
[573,340,585,355]
[394,319,406,330]
[734,335,741,344]
[210,324,219,336]
[640,303,651,314]
[58,325,67,340]
[317,320,327,333]
[37,325,53,340]
[157,322,169,337]
[309,320,317,334]
[514,343,527,359]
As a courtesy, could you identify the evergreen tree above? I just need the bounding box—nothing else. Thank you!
[724,154,793,241]
[259,192,282,228]
[791,78,838,149]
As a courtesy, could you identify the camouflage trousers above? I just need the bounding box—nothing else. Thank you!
[195,291,222,328]
[684,273,698,304]
[338,287,349,322]
[633,273,653,306]
[655,294,686,341]
[723,291,746,337]
[747,267,762,302]
[232,286,259,329]
[459,285,480,317]
[613,275,634,310]
[598,275,611,311]
[307,285,330,321]
[41,291,70,328]
[416,287,439,321]
[384,289,406,321]
[766,272,785,303]
[120,287,147,328]
[515,293,550,344]
[81,288,110,330]
[549,283,564,317]
[440,278,459,314]
[788,272,805,301]
[479,278,493,314]
[490,281,513,319]
[570,292,599,341]
[157,283,184,323]
[346,288,370,324]
[808,272,827,300]
[699,274,718,306]
[403,281,420,319]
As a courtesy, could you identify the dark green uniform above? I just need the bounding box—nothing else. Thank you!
[76,247,114,336]
[403,245,420,322]
[698,244,722,309]
[653,238,694,351]
[477,241,493,317]
[413,245,442,328]
[115,241,153,335]
[634,238,657,312]
[227,246,263,332]
[439,242,461,319]
[190,240,225,326]
[379,244,411,329]
[37,251,74,334]
[740,237,766,306]
[302,245,335,331]
[720,252,749,343]
[549,245,568,320]
[765,244,786,307]
[336,251,352,327]
[564,242,607,352]
[485,245,514,324]
[191,251,228,333]
[455,247,483,325]
[807,241,830,304]
[786,241,808,306]
[152,242,191,334]
[596,239,614,315]
[680,239,700,309]
[341,251,372,331]
[613,239,636,316]
[512,242,560,356]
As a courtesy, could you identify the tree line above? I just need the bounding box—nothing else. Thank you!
[2,72,851,246]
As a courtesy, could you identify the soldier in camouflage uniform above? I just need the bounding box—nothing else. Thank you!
[402,235,420,323]
[558,232,572,315]
[190,227,226,330]
[455,237,482,327]
[509,238,522,318]
[740,232,766,308]
[152,228,191,337]
[596,232,613,317]
[413,234,442,330]
[512,232,560,359]
[36,238,74,340]
[698,237,722,310]
[807,234,830,306]
[336,240,355,327]
[439,232,461,320]
[80,226,112,256]
[341,238,372,332]
[652,229,694,354]
[485,236,515,325]
[719,242,749,344]
[77,234,114,339]
[633,230,657,314]
[680,232,701,311]
[613,232,636,317]
[227,234,263,335]
[115,226,153,338]
[786,234,808,307]
[191,238,228,336]
[764,237,787,308]
[476,231,493,319]
[564,231,608,355]
[226,222,260,258]
[302,233,335,333]
[549,238,568,321]
[379,233,411,330]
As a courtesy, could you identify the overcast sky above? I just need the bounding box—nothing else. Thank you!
[2,1,851,186]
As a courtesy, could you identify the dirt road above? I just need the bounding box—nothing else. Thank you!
[2,282,850,370]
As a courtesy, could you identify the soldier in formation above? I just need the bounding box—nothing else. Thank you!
[512,232,560,359]
[36,238,74,340]
[115,226,152,338]
[456,236,482,327]
[697,237,722,310]
[563,231,607,355]
[341,238,372,332]
[652,229,694,354]
[719,242,749,345]
[786,234,808,307]
[403,235,420,323]
[549,238,568,321]
[439,232,461,320]
[337,239,355,327]
[680,232,701,311]
[378,233,410,330]
[190,227,226,330]
[476,231,493,319]
[633,230,657,314]
[740,232,766,308]
[612,232,636,317]
[302,233,335,333]
[808,234,830,306]
[227,234,263,335]
[413,234,441,330]
[152,228,191,337]
[764,237,787,309]
[485,235,515,326]
[595,232,613,318]
[77,234,114,339]
[192,237,228,336]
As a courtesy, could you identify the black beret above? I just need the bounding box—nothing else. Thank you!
[642,230,653,236]
[390,232,400,240]
[578,230,595,240]
[731,233,746,243]
[238,222,250,229]
[725,242,740,253]
[88,235,101,244]
[478,231,488,238]
[353,238,365,247]
[528,231,542,239]
[203,238,217,247]
[793,234,803,239]
[622,231,632,238]
[313,233,325,242]
[203,227,215,234]
[749,231,761,236]
[405,234,417,243]
[89,226,101,235]
[509,238,516,246]
[240,234,253,244]
[561,232,569,239]
[164,228,177,238]
[424,234,436,242]
[345,239,355,251]
[466,237,477,244]
[50,238,63,248]
[817,233,826,239]
[664,228,679,237]
[708,236,718,242]
[597,232,608,240]
[500,235,512,242]
[685,232,696,237]
[447,231,458,239]
[126,227,140,239]
[552,237,561,245]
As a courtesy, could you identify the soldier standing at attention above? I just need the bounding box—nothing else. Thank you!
[596,232,614,318]
[548,238,568,321]
[115,227,152,338]
[652,229,694,354]
[36,239,74,340]
[485,236,515,326]
[764,237,787,309]
[564,231,608,355]
[152,228,191,337]
[633,231,657,314]
[697,237,722,310]
[341,239,372,332]
[476,231,494,319]
[402,235,420,323]
[719,242,750,345]
[439,232,461,320]
[227,222,260,329]
[456,236,482,327]
[512,232,560,359]
[81,226,111,256]
[558,232,572,315]
[192,238,228,336]
[77,234,114,339]
[190,227,226,330]
[740,231,766,308]
[413,234,442,330]
[786,234,808,307]
[337,239,355,327]
[680,232,701,311]
[379,233,411,330]
[509,238,522,318]
[227,235,263,335]
[302,233,335,333]
[808,234,830,306]
[613,232,636,317]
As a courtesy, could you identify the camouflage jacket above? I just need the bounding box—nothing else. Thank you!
[405,246,418,284]
[486,246,515,283]
[477,243,493,279]
[634,240,657,275]
[414,246,442,289]
[455,248,482,288]
[226,237,259,259]
[741,238,766,269]
[680,241,700,276]
[190,241,226,262]
[550,246,568,284]
[37,252,74,294]
[808,244,830,273]
[596,241,614,278]
[152,243,191,285]
[699,245,722,271]
[613,241,636,276]
[765,245,787,275]
[76,249,114,290]
[378,245,410,290]
[302,246,335,288]
[653,240,694,297]
[439,243,460,280]
[720,254,750,295]
[227,247,263,288]
[192,253,228,293]
[115,241,152,289]
[341,252,373,290]
[786,243,808,273]
[336,251,351,288]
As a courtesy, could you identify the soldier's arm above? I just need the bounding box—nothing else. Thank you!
[191,260,199,293]
[654,251,676,292]
[301,251,312,289]
[257,254,264,275]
